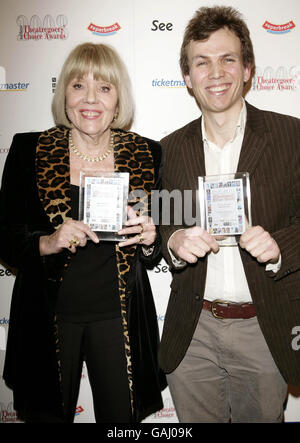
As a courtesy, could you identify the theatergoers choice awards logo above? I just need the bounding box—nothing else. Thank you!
[251,66,299,91]
[151,398,177,420]
[17,14,68,40]
[0,403,19,423]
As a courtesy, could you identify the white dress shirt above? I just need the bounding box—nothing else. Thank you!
[202,101,252,302]
[168,100,280,303]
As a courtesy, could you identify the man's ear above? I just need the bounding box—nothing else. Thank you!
[243,64,252,84]
[184,74,192,89]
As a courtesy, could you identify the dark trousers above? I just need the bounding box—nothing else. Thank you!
[57,317,132,423]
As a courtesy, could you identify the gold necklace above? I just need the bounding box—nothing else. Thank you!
[69,130,114,162]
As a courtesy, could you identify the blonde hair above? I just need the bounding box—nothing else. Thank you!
[52,42,134,129]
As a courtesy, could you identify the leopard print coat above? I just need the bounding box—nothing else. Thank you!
[35,125,156,418]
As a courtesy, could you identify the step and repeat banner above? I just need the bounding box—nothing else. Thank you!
[0,0,299,423]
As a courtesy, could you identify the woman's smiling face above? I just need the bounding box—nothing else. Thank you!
[65,70,118,137]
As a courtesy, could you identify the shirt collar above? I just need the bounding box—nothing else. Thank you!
[201,99,247,145]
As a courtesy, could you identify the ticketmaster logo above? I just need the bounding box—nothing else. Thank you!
[152,79,186,88]
[0,82,29,91]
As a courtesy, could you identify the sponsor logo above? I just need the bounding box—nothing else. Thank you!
[0,403,20,423]
[0,317,9,326]
[154,263,169,273]
[0,267,14,276]
[251,65,299,91]
[151,20,173,31]
[75,405,84,416]
[151,398,176,419]
[17,14,68,41]
[0,82,29,91]
[87,22,121,36]
[262,20,295,34]
[152,78,186,88]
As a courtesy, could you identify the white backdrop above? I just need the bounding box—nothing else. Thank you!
[0,0,299,423]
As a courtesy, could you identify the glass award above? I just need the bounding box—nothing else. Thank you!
[79,171,129,241]
[198,172,251,246]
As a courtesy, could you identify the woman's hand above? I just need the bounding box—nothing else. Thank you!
[39,219,99,256]
[118,206,156,247]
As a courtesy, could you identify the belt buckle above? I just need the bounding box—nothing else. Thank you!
[211,299,231,319]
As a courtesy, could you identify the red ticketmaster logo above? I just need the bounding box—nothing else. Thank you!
[87,22,121,36]
[262,20,295,34]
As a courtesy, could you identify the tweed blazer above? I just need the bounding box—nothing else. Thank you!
[159,102,300,385]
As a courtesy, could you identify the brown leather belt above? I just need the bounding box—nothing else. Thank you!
[203,299,256,319]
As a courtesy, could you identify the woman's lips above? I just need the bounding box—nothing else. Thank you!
[79,109,102,119]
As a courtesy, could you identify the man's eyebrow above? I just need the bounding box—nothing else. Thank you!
[191,54,208,60]
[191,52,239,61]
[221,52,239,58]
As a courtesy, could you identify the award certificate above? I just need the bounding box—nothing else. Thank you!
[79,171,129,241]
[198,172,251,245]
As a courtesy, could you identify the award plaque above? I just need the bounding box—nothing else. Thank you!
[198,172,251,246]
[79,171,129,241]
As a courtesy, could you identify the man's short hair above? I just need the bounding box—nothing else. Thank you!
[180,6,255,76]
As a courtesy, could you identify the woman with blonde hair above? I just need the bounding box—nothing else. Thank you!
[0,42,165,423]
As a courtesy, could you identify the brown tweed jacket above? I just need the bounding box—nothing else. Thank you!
[159,102,300,385]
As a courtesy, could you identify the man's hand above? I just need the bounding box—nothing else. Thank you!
[239,225,280,264]
[169,226,219,263]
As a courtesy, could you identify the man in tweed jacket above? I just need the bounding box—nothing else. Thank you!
[159,6,300,422]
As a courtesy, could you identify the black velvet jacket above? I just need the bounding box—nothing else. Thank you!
[0,126,166,422]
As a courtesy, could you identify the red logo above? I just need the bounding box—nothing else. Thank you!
[75,405,84,416]
[262,20,295,33]
[87,22,121,36]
